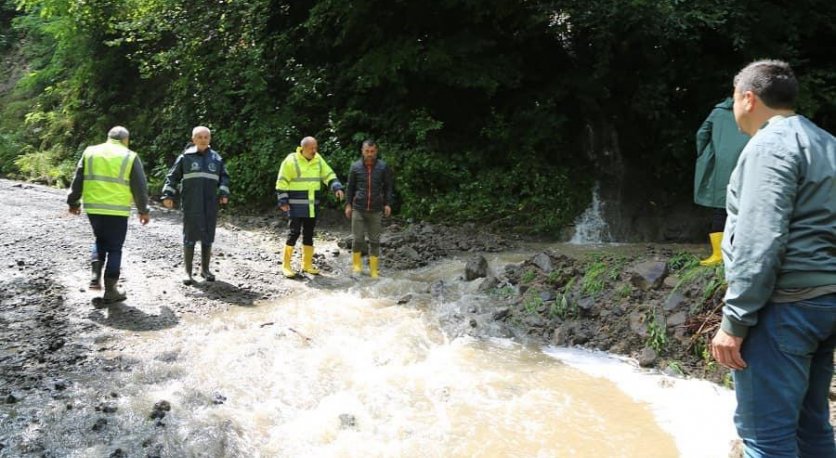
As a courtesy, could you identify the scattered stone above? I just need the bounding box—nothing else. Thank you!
[539,290,556,302]
[109,448,126,458]
[531,252,553,273]
[150,400,171,420]
[629,312,648,337]
[492,307,510,320]
[666,311,688,328]
[338,413,357,429]
[6,392,20,404]
[464,255,488,281]
[96,401,118,414]
[477,275,498,292]
[92,418,108,431]
[662,275,680,289]
[54,379,68,391]
[637,348,657,367]
[629,261,668,290]
[16,260,25,266]
[397,294,412,305]
[212,393,227,405]
[663,291,686,311]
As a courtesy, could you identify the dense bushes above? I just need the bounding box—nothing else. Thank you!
[1,0,834,233]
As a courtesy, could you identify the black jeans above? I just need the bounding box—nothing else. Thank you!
[87,214,128,279]
[287,217,316,246]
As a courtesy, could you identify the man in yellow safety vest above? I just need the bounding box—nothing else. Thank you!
[276,136,343,277]
[67,126,150,303]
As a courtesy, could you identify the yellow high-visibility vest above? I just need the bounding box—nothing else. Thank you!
[275,148,338,217]
[81,139,136,216]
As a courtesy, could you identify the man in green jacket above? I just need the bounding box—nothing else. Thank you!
[694,98,749,266]
[711,60,836,457]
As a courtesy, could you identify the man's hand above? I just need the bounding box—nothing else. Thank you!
[335,189,345,201]
[279,204,289,213]
[138,213,150,226]
[219,196,229,205]
[162,198,174,209]
[68,206,81,215]
[384,205,391,217]
[711,328,747,370]
[345,204,352,219]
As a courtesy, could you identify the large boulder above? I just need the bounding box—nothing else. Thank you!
[465,255,489,281]
[531,252,553,273]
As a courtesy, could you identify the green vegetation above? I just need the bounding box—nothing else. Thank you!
[616,283,633,299]
[522,293,544,315]
[1,0,834,233]
[580,255,625,296]
[668,251,700,272]
[549,276,578,319]
[521,269,537,285]
[646,308,668,353]
[581,260,607,295]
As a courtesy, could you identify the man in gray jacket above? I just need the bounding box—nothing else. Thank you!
[344,139,394,278]
[711,60,836,457]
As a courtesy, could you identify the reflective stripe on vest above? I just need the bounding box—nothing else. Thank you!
[81,140,136,217]
[183,172,219,181]
[276,151,334,217]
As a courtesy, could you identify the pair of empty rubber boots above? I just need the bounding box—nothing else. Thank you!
[90,260,126,304]
[183,245,215,285]
[700,232,723,267]
[352,252,379,279]
[282,245,319,278]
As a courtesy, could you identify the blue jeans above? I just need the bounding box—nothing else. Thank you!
[87,214,128,280]
[734,294,836,458]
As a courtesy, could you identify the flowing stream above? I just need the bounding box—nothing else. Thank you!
[2,253,736,457]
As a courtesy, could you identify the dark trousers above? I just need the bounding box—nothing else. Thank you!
[711,208,727,233]
[87,214,128,279]
[287,217,316,246]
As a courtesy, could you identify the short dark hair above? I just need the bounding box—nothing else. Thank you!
[733,59,798,109]
[361,139,377,150]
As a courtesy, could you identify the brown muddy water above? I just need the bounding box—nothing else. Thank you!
[0,254,739,457]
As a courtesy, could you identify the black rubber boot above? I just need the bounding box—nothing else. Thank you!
[201,244,215,282]
[103,278,126,304]
[89,260,103,290]
[183,245,195,285]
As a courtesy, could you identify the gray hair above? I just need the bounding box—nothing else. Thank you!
[107,126,130,141]
[300,136,317,147]
[733,59,798,110]
[192,126,211,137]
[361,139,378,150]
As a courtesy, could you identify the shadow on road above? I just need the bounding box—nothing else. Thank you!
[88,302,179,332]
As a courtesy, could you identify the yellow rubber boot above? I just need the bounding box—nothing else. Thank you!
[369,256,379,279]
[282,245,296,278]
[352,252,362,274]
[699,232,723,266]
[302,245,320,275]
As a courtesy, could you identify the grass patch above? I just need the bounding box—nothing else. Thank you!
[521,269,536,285]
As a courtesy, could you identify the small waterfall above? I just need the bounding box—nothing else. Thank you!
[570,182,611,244]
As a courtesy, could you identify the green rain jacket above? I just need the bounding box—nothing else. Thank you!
[693,98,750,208]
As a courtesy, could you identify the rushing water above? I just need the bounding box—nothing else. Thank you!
[1,254,736,457]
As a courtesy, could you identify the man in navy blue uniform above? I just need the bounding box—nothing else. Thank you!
[162,126,230,285]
